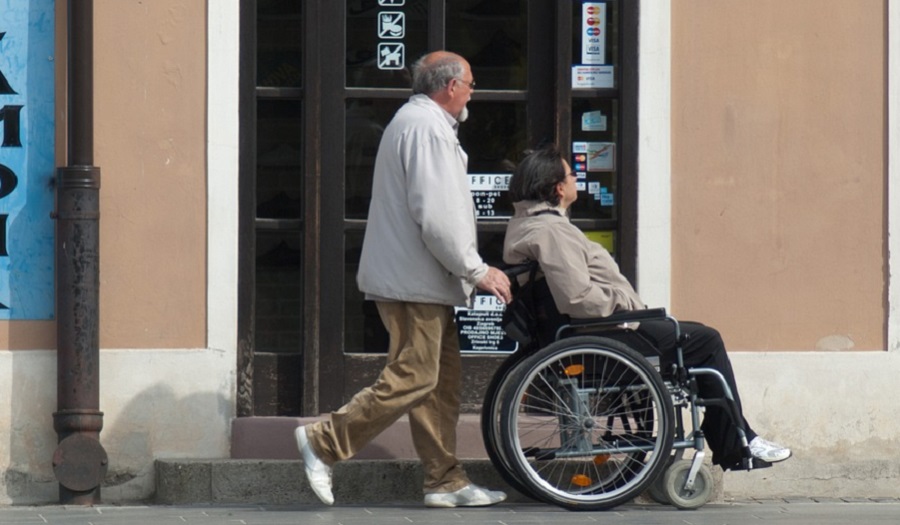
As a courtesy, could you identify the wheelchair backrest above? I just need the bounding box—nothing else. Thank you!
[501,262,569,350]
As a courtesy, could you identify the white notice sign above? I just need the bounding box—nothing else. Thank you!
[572,65,614,89]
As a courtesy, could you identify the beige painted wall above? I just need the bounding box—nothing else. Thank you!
[1,1,208,351]
[671,0,885,350]
[92,0,207,348]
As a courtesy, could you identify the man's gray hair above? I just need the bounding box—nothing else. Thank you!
[411,55,465,95]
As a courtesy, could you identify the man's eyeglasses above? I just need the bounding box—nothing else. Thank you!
[455,78,476,90]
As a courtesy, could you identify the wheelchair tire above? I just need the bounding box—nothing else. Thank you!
[480,349,542,501]
[663,459,713,510]
[498,336,674,511]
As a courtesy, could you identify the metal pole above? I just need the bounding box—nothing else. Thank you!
[52,0,107,505]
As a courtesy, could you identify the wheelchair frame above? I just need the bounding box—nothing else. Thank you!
[481,263,764,511]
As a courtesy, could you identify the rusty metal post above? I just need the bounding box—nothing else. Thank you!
[52,0,107,504]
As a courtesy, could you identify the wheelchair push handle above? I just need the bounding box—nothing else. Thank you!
[501,261,538,279]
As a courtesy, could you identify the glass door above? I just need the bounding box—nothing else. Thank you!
[317,0,636,413]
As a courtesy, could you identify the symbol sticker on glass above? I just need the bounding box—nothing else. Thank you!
[586,142,615,171]
[600,193,615,206]
[582,111,607,131]
[581,3,607,65]
[378,12,405,39]
[377,43,405,70]
[378,0,405,5]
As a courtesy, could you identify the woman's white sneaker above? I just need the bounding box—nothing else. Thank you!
[749,436,792,463]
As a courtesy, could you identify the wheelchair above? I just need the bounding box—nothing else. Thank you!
[481,262,767,511]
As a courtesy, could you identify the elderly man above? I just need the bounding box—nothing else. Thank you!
[295,51,511,508]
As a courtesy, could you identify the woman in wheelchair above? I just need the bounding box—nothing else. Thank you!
[502,146,790,472]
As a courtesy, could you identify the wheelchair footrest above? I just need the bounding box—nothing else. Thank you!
[742,457,774,471]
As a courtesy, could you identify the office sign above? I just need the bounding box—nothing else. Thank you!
[469,173,512,219]
[0,0,56,319]
[456,295,517,354]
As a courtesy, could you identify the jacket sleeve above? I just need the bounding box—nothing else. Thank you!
[406,134,488,285]
[530,224,627,318]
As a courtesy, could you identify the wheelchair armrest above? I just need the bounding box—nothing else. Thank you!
[567,307,668,328]
[555,308,668,341]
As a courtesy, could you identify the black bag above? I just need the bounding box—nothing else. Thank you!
[501,262,540,347]
[501,262,569,349]
[501,291,537,347]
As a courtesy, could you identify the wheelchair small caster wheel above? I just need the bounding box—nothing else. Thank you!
[663,459,713,510]
[646,455,675,504]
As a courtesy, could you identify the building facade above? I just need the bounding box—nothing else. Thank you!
[0,0,896,503]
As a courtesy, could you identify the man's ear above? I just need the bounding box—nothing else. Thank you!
[444,77,457,96]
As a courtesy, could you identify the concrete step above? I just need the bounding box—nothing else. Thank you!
[157,415,724,506]
[154,457,724,506]
[155,458,525,505]
[160,414,506,505]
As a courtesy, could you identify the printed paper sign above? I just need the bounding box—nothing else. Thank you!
[469,174,511,219]
[572,65,614,89]
[581,3,607,65]
[468,173,510,191]
[455,295,517,353]
[584,230,615,254]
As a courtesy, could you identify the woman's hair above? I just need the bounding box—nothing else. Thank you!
[411,55,465,95]
[508,146,567,205]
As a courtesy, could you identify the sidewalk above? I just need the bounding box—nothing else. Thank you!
[0,500,898,525]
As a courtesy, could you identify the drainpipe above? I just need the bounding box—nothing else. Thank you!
[51,0,107,505]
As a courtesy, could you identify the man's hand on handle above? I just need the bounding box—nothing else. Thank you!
[476,266,512,304]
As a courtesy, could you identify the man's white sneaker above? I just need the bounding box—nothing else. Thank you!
[424,483,507,508]
[294,426,334,505]
[749,436,792,463]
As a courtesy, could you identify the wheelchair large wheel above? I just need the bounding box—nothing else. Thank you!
[481,349,542,500]
[498,336,674,511]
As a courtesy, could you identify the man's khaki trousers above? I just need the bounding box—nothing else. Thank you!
[306,301,471,493]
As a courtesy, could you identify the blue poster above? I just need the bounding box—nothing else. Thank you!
[0,0,55,319]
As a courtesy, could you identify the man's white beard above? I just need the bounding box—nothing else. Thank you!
[457,105,469,123]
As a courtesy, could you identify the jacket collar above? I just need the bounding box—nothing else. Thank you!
[512,200,567,218]
[409,94,459,135]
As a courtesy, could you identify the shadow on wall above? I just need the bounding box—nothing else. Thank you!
[3,350,230,504]
[95,383,230,503]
